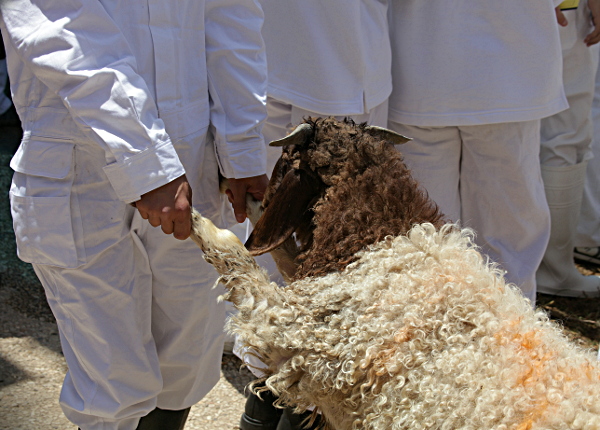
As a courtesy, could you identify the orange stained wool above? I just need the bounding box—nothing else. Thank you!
[515,418,534,430]
[393,327,412,343]
[370,344,402,376]
[523,361,599,429]
[361,358,394,396]
[495,321,557,430]
[559,361,599,386]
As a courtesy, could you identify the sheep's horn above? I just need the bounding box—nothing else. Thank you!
[269,123,313,147]
[364,126,412,145]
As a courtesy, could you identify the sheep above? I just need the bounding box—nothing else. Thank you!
[190,117,600,430]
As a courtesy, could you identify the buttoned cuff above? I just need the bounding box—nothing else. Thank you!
[103,141,186,203]
[216,140,267,179]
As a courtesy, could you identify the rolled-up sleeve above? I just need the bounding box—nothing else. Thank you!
[0,0,185,202]
[205,0,268,179]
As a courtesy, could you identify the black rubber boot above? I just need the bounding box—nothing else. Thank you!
[276,408,322,430]
[135,407,191,430]
[239,385,283,430]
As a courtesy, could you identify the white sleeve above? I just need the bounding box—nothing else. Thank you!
[0,0,185,203]
[205,0,268,179]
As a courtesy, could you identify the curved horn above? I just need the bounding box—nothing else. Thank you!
[364,125,412,145]
[269,123,313,147]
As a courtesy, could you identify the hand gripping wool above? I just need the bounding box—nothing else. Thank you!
[191,118,600,430]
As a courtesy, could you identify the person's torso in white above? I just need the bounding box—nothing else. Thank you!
[388,0,567,126]
[259,0,392,116]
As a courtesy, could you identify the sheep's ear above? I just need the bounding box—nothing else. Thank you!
[245,168,322,256]
[364,125,412,145]
[269,123,313,147]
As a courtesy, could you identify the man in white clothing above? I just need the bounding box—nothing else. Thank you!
[387,0,567,304]
[0,0,268,429]
[538,0,600,297]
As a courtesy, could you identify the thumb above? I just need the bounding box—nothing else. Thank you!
[555,8,568,26]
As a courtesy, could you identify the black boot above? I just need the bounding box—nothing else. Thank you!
[239,384,283,430]
[276,408,322,430]
[135,407,191,430]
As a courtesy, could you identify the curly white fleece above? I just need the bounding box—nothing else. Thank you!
[222,223,600,430]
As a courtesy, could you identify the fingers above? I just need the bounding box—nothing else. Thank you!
[555,8,568,27]
[148,214,162,228]
[135,207,191,238]
[589,0,600,45]
[225,189,235,204]
[133,175,193,240]
[170,209,192,240]
[585,24,600,46]
[172,219,191,240]
[585,31,600,46]
[225,175,269,223]
[246,186,265,203]
[225,187,248,223]
[230,185,248,223]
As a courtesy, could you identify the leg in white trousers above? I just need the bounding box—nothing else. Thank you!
[34,211,225,430]
[576,59,600,248]
[538,4,600,295]
[577,137,600,247]
[388,120,550,303]
[536,163,600,296]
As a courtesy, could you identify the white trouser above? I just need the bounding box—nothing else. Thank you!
[540,5,600,168]
[10,117,229,429]
[388,120,550,303]
[577,60,600,247]
[541,6,600,248]
[34,211,225,430]
[577,131,600,247]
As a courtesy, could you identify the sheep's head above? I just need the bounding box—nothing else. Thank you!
[246,117,447,280]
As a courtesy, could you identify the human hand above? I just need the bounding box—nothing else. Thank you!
[585,0,600,46]
[556,6,569,27]
[134,175,193,240]
[225,174,269,223]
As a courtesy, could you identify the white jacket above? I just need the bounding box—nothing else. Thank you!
[388,0,567,126]
[1,0,267,199]
[1,0,268,267]
[259,0,392,116]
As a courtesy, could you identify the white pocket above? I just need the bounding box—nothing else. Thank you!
[9,136,83,268]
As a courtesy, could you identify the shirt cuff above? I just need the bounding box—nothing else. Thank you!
[103,141,186,203]
[217,140,267,179]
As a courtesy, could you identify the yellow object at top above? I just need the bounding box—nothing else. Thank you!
[559,0,579,10]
